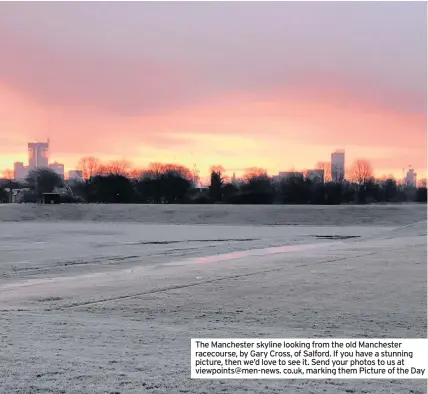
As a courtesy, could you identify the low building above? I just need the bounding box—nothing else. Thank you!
[49,162,65,179]
[68,170,83,181]
[190,183,209,193]
[53,186,73,196]
[306,169,324,183]
[3,188,30,203]
[42,193,61,204]
[14,162,29,181]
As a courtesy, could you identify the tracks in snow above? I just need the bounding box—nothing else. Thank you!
[44,252,377,311]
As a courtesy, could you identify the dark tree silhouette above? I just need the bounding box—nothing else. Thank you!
[307,180,326,204]
[135,165,193,203]
[237,170,274,204]
[136,171,161,203]
[322,181,342,205]
[160,170,192,203]
[62,160,427,206]
[222,182,239,203]
[2,169,15,203]
[380,178,397,202]
[209,165,225,202]
[0,187,7,203]
[279,174,309,204]
[416,187,427,202]
[89,174,134,203]
[26,168,64,198]
[340,181,355,203]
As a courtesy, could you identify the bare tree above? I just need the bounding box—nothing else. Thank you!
[77,156,102,180]
[2,169,14,180]
[147,162,164,177]
[316,161,332,182]
[349,159,374,185]
[128,168,145,180]
[418,178,427,188]
[243,167,268,181]
[210,165,225,175]
[104,160,132,176]
[146,163,193,181]
[191,164,200,187]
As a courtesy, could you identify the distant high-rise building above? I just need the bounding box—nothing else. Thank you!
[68,170,83,181]
[28,141,49,169]
[14,162,29,181]
[49,162,65,179]
[404,168,417,187]
[306,169,324,183]
[331,150,345,182]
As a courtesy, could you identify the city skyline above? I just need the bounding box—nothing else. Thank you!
[0,2,426,179]
[6,140,422,188]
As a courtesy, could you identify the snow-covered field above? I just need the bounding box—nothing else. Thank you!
[0,204,426,393]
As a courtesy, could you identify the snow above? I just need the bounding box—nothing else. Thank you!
[0,204,426,393]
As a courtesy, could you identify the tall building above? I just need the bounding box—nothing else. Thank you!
[331,150,345,182]
[14,162,29,181]
[49,162,65,179]
[28,141,49,169]
[404,168,417,187]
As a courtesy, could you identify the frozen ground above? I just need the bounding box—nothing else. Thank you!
[0,204,426,394]
[0,203,424,226]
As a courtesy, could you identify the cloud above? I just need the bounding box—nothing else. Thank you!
[0,2,425,177]
[0,27,209,116]
[0,1,425,119]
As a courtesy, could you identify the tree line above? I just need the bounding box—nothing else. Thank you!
[0,157,426,204]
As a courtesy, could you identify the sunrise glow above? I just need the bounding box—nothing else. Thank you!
[0,2,426,181]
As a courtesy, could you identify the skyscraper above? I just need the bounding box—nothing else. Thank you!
[28,141,49,169]
[331,150,345,182]
[404,168,417,187]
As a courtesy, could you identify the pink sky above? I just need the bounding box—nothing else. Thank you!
[0,2,426,179]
